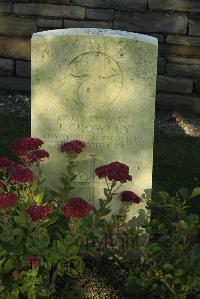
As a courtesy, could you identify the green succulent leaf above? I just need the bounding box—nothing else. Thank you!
[191,187,200,199]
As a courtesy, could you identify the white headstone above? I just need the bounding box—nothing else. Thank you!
[31,28,158,216]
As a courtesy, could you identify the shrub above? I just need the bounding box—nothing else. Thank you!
[0,137,140,299]
[121,189,200,299]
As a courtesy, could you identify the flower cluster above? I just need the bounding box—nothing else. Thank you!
[0,192,17,210]
[9,137,49,166]
[10,137,43,157]
[60,140,86,155]
[29,149,49,163]
[26,256,41,268]
[26,204,53,221]
[0,135,145,299]
[95,161,132,183]
[10,165,35,184]
[121,191,140,204]
[63,197,91,218]
[0,157,14,172]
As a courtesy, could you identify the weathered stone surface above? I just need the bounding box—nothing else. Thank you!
[31,0,69,3]
[72,0,147,10]
[195,81,200,94]
[167,63,200,78]
[37,18,62,28]
[192,99,200,114]
[0,58,14,71]
[0,57,14,76]
[16,60,31,78]
[114,11,188,34]
[86,8,113,21]
[0,37,30,60]
[190,13,200,19]
[166,35,200,46]
[14,4,85,19]
[12,0,29,2]
[0,2,12,13]
[0,70,13,77]
[157,75,193,94]
[149,0,200,12]
[149,34,164,43]
[0,77,30,92]
[157,57,166,74]
[167,57,200,65]
[0,16,36,37]
[189,19,200,36]
[31,28,158,216]
[156,93,200,113]
[159,45,200,58]
[64,19,112,29]
[37,27,47,32]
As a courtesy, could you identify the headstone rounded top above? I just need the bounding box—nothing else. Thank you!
[32,28,158,46]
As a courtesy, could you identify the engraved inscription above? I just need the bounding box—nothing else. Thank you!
[66,52,123,109]
[32,112,151,154]
[32,110,154,157]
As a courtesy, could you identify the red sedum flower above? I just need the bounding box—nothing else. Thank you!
[0,192,17,210]
[121,191,140,204]
[95,161,132,183]
[63,197,91,218]
[29,149,49,163]
[10,165,35,184]
[60,140,86,154]
[0,157,14,171]
[26,256,41,267]
[26,204,53,221]
[10,137,44,158]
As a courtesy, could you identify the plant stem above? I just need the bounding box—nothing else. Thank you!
[51,267,58,287]
[148,257,176,296]
[112,183,123,194]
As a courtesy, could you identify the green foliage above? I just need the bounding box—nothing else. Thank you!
[0,136,199,299]
[121,187,200,299]
[191,186,200,199]
[0,142,109,299]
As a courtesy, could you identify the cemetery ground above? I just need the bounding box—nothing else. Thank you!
[0,93,200,298]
